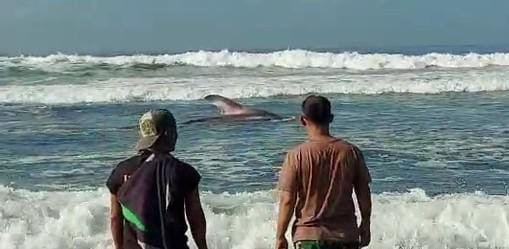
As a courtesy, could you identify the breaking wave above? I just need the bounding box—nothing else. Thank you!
[1,71,509,104]
[2,50,509,70]
[1,186,508,249]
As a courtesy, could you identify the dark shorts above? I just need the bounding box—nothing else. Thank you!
[295,240,360,249]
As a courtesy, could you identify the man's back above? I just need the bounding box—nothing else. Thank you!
[279,138,371,242]
[106,152,201,249]
[108,109,208,249]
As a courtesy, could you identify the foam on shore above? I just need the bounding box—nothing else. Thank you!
[1,186,508,249]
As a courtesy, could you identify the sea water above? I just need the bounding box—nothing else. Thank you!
[0,49,508,249]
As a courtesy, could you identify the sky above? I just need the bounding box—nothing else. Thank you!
[1,0,508,55]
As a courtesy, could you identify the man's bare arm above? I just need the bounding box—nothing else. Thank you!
[110,194,124,249]
[354,181,372,247]
[276,191,297,249]
[185,188,208,249]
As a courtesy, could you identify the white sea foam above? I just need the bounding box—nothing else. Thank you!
[1,186,508,249]
[1,69,509,104]
[2,50,509,70]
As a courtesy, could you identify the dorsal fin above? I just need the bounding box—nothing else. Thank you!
[204,95,245,115]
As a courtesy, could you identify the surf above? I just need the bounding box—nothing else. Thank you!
[1,186,508,249]
[1,68,509,104]
[2,50,509,71]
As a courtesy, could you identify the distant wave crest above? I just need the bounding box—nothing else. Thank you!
[2,50,509,70]
[2,50,509,104]
[1,71,509,104]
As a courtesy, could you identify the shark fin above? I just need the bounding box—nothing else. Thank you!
[204,95,245,115]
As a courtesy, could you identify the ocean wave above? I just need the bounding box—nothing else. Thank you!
[1,50,509,70]
[0,186,507,249]
[1,71,509,104]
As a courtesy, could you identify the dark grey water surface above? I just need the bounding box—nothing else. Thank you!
[1,92,508,195]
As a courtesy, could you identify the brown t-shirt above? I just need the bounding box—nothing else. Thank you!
[278,138,371,243]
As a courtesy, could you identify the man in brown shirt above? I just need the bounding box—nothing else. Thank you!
[276,96,372,249]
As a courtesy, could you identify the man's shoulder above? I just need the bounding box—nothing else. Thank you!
[113,153,149,174]
[289,139,358,154]
[172,157,199,174]
[117,154,145,167]
[170,156,189,167]
[287,142,305,154]
[285,142,319,160]
[106,153,149,194]
[171,157,202,190]
[334,139,360,151]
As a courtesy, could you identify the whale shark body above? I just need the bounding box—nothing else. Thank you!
[183,95,281,124]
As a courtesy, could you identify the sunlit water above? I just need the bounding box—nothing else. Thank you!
[1,50,509,248]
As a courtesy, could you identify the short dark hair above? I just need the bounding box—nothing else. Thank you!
[302,95,333,125]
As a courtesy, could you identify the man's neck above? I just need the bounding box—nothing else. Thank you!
[307,126,333,140]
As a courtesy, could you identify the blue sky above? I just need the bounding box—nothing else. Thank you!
[1,0,508,55]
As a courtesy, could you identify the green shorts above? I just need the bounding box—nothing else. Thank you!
[295,240,360,249]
